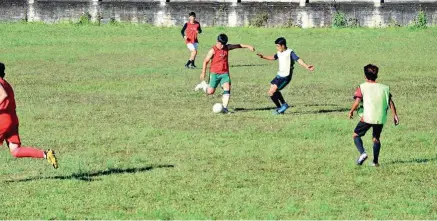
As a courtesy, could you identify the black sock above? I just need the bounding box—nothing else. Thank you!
[270,93,281,108]
[186,60,192,66]
[373,142,381,163]
[274,91,286,105]
[191,60,196,66]
[353,136,365,154]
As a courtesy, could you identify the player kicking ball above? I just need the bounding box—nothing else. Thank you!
[0,62,58,169]
[195,33,255,113]
[257,37,314,115]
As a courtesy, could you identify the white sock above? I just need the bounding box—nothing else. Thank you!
[222,94,230,108]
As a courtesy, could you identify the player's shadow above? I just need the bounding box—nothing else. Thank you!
[234,107,277,112]
[386,157,437,165]
[4,164,175,183]
[234,105,348,114]
[230,64,268,68]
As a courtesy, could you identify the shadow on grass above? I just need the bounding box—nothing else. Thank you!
[5,164,175,183]
[230,64,268,68]
[234,106,348,114]
[386,157,437,165]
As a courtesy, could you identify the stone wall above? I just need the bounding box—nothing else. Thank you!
[0,0,436,27]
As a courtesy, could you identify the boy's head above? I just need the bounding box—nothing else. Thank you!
[275,37,287,52]
[364,64,379,81]
[188,12,196,23]
[216,33,228,49]
[0,62,5,79]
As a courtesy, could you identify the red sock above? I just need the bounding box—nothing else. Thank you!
[11,147,45,158]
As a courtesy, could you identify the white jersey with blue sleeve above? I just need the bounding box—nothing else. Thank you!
[274,49,300,77]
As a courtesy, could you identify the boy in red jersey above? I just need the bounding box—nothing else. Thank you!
[195,33,255,113]
[0,62,58,169]
[181,12,202,69]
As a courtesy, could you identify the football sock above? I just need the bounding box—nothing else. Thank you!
[223,91,230,108]
[270,93,281,108]
[275,91,286,105]
[353,136,365,154]
[373,142,381,164]
[186,60,192,66]
[11,147,45,158]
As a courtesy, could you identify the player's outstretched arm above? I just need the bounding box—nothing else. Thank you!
[257,53,276,61]
[389,98,399,125]
[200,48,215,81]
[348,98,361,119]
[297,58,315,71]
[228,44,255,52]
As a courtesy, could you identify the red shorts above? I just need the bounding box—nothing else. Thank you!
[0,113,21,145]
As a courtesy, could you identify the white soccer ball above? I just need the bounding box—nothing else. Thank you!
[212,103,224,113]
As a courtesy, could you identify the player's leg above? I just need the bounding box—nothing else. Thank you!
[268,84,281,109]
[221,74,231,112]
[275,76,291,114]
[190,43,198,68]
[353,121,371,165]
[6,125,58,168]
[185,43,195,68]
[371,124,384,166]
[206,73,220,95]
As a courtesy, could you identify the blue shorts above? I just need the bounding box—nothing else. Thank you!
[271,75,292,90]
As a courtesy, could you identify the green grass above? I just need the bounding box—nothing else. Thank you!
[0,23,436,219]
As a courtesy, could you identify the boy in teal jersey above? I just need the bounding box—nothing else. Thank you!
[349,64,399,166]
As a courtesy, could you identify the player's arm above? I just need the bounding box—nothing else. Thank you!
[348,98,361,119]
[0,84,8,104]
[257,53,277,61]
[294,52,314,71]
[200,48,215,81]
[389,95,400,125]
[227,44,255,52]
[181,23,187,40]
[197,24,202,34]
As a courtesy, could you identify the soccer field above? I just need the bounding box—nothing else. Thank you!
[0,23,436,219]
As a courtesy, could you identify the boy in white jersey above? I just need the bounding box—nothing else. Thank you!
[257,37,314,114]
[349,64,399,166]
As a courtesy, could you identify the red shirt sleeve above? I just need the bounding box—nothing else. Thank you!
[353,87,362,99]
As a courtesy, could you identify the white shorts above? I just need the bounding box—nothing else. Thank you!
[186,43,198,51]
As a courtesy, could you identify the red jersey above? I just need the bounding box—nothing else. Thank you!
[0,78,16,114]
[210,45,229,74]
[183,21,201,44]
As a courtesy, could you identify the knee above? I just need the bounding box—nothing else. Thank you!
[268,90,276,97]
[372,138,380,143]
[353,133,359,138]
[207,89,215,95]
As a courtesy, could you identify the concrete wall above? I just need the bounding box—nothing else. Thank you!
[0,0,436,27]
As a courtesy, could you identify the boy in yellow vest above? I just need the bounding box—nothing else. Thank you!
[348,64,399,166]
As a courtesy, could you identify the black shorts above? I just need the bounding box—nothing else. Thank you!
[354,121,384,140]
[271,75,292,90]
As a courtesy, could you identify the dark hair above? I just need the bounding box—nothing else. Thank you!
[189,12,196,17]
[275,37,287,46]
[0,62,5,78]
[364,64,379,81]
[217,33,228,45]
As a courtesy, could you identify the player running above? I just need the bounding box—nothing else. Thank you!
[257,37,315,114]
[195,33,255,113]
[181,12,202,69]
[0,62,58,169]
[349,64,399,167]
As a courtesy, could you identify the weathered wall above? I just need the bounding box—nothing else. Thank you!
[0,0,436,27]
